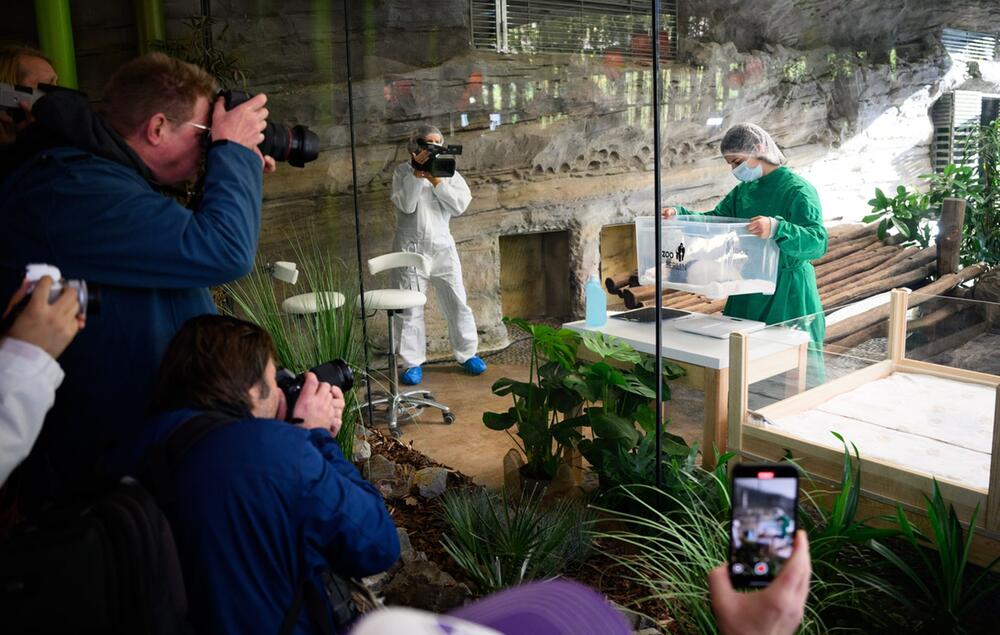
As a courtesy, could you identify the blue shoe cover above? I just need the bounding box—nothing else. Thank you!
[462,356,487,376]
[401,366,423,385]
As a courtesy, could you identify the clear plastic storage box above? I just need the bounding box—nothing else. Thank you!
[634,216,779,299]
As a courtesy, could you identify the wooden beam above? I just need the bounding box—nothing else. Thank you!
[888,288,910,363]
[727,332,748,455]
[825,264,987,342]
[813,234,881,267]
[988,385,1000,531]
[703,368,729,469]
[937,198,967,278]
[823,264,932,310]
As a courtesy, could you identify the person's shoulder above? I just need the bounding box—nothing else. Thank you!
[778,168,818,194]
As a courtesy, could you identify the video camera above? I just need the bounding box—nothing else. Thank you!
[0,83,49,122]
[276,359,354,422]
[219,89,320,168]
[411,139,463,178]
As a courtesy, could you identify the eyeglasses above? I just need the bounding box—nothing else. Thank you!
[182,121,211,137]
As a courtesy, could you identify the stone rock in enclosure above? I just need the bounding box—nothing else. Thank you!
[412,467,449,499]
[396,527,417,564]
[382,560,473,613]
[353,435,372,463]
[364,454,398,482]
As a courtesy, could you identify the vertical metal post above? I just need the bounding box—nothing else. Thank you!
[651,0,664,489]
[33,0,77,89]
[340,0,375,423]
[135,0,166,55]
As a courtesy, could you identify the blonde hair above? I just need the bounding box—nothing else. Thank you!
[101,52,217,137]
[0,43,53,85]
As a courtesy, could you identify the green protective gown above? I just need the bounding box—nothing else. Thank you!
[676,166,827,382]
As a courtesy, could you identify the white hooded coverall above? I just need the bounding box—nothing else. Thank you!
[390,162,478,368]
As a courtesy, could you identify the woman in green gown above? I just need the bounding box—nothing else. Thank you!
[663,123,827,380]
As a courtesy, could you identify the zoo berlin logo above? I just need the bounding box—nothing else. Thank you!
[661,241,687,270]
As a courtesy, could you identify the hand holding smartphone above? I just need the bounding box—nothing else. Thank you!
[728,464,799,589]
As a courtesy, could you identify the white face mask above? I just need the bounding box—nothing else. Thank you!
[732,160,763,182]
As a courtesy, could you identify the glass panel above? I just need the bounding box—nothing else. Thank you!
[906,292,1000,375]
[339,0,664,462]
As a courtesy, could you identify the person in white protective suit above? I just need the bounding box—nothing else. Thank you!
[389,125,486,385]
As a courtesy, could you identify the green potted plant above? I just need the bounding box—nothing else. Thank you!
[482,318,585,487]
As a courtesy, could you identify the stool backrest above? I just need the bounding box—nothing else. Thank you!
[368,252,430,276]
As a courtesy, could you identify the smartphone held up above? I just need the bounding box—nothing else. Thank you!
[728,464,799,589]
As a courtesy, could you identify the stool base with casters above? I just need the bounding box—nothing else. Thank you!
[359,254,456,437]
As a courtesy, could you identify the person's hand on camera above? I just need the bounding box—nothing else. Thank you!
[662,206,678,219]
[210,93,269,168]
[747,216,778,239]
[708,530,811,635]
[291,372,345,436]
[263,155,277,174]
[411,151,441,186]
[3,276,85,360]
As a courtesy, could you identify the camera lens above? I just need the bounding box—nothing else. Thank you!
[311,359,354,392]
[259,122,320,168]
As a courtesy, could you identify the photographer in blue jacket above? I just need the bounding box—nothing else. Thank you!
[130,314,400,634]
[0,53,273,501]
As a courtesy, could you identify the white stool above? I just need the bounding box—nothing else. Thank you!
[360,252,454,436]
[282,291,346,314]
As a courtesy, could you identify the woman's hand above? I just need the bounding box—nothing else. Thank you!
[747,216,778,238]
[661,206,678,219]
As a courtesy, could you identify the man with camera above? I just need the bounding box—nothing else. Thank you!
[389,125,485,385]
[129,314,399,634]
[0,52,272,500]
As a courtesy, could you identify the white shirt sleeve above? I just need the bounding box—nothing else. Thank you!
[390,163,425,215]
[431,170,472,217]
[0,337,64,486]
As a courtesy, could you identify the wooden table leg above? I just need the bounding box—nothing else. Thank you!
[702,368,729,470]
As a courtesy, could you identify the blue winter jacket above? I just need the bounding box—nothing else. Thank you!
[0,137,261,494]
[131,409,400,635]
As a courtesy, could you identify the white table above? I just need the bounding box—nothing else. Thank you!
[563,315,810,468]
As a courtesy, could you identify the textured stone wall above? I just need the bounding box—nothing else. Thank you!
[5,0,1000,358]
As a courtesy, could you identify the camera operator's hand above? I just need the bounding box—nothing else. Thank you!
[292,371,346,437]
[708,530,811,635]
[3,276,85,360]
[211,93,270,168]
[411,151,441,186]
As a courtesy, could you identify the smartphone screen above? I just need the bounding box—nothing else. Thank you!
[729,464,799,588]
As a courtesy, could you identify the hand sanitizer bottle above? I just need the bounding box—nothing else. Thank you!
[585,275,607,327]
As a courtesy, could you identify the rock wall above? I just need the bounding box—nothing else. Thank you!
[5,0,1000,358]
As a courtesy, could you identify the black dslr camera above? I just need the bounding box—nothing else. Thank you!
[411,139,463,178]
[276,359,354,421]
[219,89,320,168]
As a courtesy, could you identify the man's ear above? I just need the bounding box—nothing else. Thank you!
[143,113,170,147]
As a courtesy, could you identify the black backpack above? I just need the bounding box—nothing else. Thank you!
[0,476,191,634]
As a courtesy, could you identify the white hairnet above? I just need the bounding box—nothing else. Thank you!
[720,123,787,165]
[408,125,443,153]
